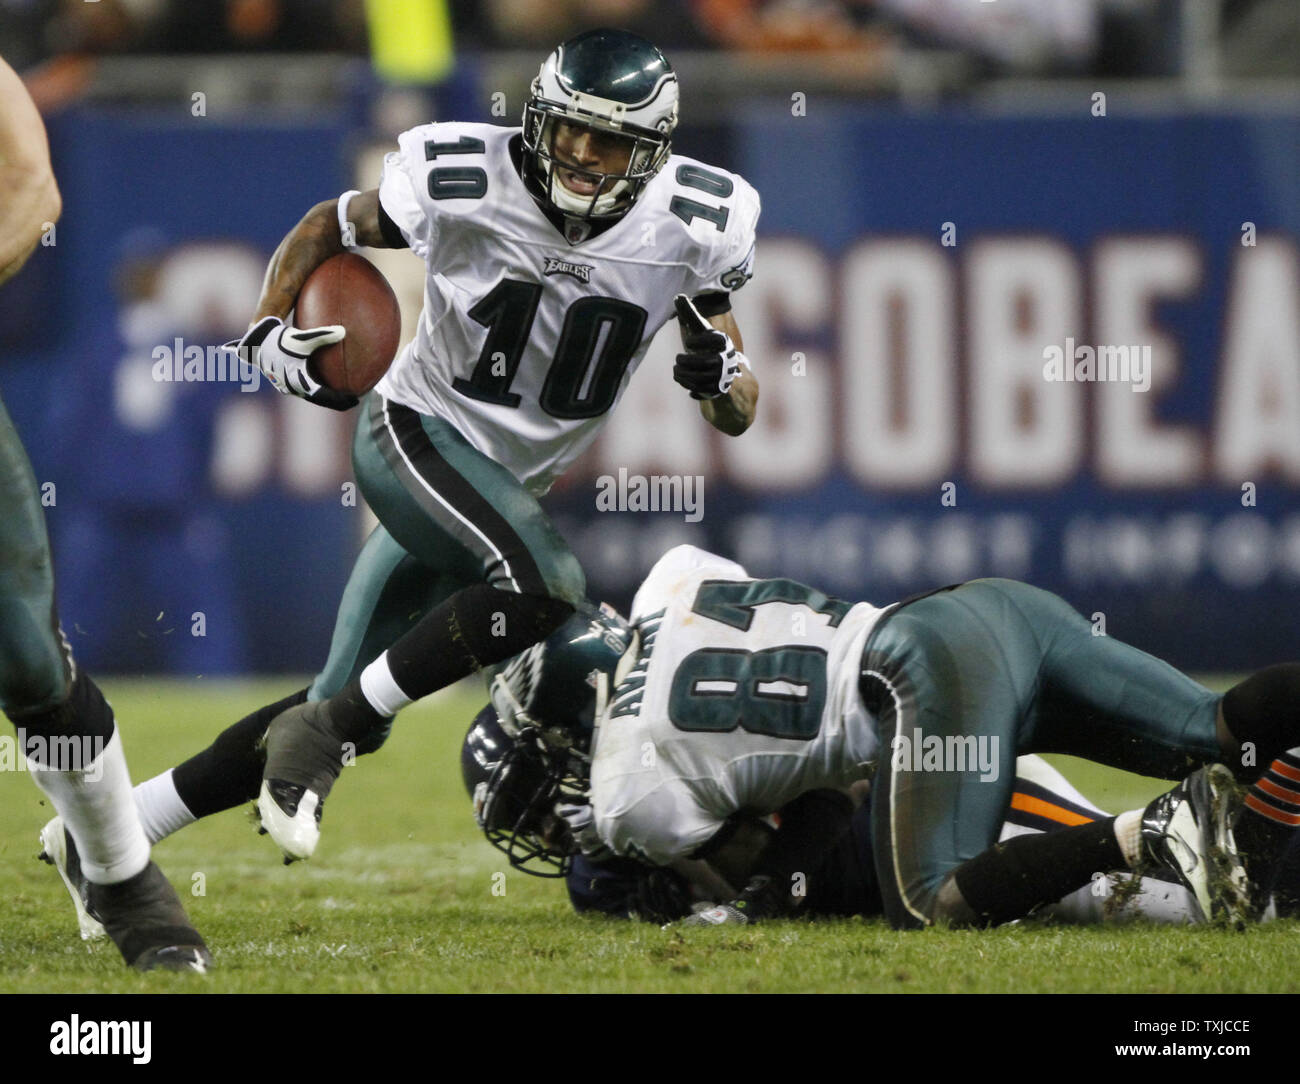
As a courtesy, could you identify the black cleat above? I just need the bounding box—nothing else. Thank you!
[87,861,212,973]
[1140,764,1252,925]
[133,944,211,973]
[257,700,348,862]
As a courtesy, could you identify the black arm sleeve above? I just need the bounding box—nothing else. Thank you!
[377,199,409,251]
[690,291,732,318]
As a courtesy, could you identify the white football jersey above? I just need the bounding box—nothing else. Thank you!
[374,122,760,495]
[590,545,887,866]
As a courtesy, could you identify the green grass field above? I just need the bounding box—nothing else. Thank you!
[2,677,1297,994]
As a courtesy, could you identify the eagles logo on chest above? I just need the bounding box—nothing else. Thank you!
[543,256,594,283]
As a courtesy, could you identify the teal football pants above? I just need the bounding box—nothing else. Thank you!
[860,578,1222,928]
[307,393,585,749]
[0,394,74,716]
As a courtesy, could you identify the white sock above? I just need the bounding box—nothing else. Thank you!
[27,728,150,884]
[133,769,196,845]
[359,651,409,717]
[1114,808,1144,868]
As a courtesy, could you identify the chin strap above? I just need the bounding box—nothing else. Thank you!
[589,670,610,759]
[489,670,530,736]
[590,630,639,760]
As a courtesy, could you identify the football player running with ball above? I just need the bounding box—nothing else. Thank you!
[1,57,209,971]
[44,30,760,882]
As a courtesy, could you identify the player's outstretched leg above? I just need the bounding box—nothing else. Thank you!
[116,524,452,865]
[258,581,574,859]
[257,397,583,861]
[129,686,310,846]
[2,399,208,970]
[861,579,1252,928]
[20,674,211,971]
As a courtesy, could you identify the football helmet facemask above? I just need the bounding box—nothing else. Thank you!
[471,601,635,876]
[461,703,575,878]
[522,28,678,222]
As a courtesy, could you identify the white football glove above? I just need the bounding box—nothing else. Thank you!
[225,316,356,410]
[673,294,745,401]
[555,798,613,862]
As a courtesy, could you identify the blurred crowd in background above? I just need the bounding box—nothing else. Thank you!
[2,2,1296,677]
[5,0,1298,111]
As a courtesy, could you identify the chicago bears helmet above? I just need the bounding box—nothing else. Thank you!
[461,703,572,877]
[467,602,635,877]
[522,28,679,221]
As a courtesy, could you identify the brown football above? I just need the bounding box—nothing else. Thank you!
[294,253,401,396]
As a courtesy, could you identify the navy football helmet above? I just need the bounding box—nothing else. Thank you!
[466,602,635,876]
[521,28,678,221]
[461,703,572,877]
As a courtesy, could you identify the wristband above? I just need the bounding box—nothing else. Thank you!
[337,189,361,249]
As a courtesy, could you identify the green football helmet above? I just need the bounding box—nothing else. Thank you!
[522,28,679,221]
[489,600,636,768]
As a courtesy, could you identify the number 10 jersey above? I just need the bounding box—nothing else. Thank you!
[590,545,886,866]
[375,122,761,496]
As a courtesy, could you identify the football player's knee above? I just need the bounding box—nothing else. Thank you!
[879,874,943,930]
[0,633,70,719]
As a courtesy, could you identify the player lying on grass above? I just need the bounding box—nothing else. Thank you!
[1,56,208,972]
[477,546,1300,929]
[463,701,1298,925]
[204,27,761,865]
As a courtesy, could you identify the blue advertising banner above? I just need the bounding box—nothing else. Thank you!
[2,106,361,675]
[555,105,1300,672]
[4,101,1296,675]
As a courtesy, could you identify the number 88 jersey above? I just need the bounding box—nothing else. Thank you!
[375,121,760,497]
[590,545,886,867]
